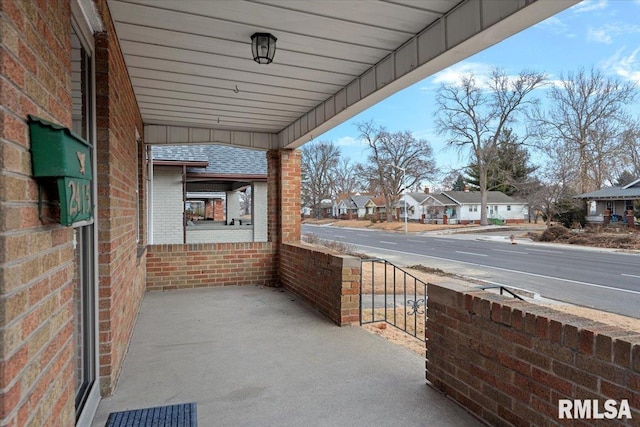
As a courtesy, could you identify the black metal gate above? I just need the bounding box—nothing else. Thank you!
[359,258,428,342]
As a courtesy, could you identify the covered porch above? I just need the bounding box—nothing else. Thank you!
[90,286,480,426]
[0,1,584,426]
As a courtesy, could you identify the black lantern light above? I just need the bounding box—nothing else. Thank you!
[251,33,277,64]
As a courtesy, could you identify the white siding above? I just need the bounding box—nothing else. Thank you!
[226,190,241,223]
[152,166,184,244]
[186,226,253,243]
[457,203,527,222]
[252,182,268,242]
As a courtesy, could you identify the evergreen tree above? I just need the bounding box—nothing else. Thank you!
[464,129,536,196]
[452,174,467,191]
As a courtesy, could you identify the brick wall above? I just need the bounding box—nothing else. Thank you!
[93,0,147,396]
[146,243,277,290]
[204,199,224,220]
[0,0,78,425]
[280,243,360,326]
[152,166,184,244]
[426,283,640,426]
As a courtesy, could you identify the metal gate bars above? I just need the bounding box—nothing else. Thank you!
[359,258,428,342]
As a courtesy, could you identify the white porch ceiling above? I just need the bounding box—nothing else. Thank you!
[107,0,578,150]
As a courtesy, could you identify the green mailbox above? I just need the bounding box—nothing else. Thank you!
[28,115,93,226]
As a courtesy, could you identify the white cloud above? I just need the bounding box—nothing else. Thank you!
[412,129,438,141]
[587,26,613,44]
[428,62,541,92]
[545,78,566,89]
[334,136,365,147]
[587,23,640,44]
[572,0,608,14]
[600,48,640,83]
[536,16,569,35]
[430,62,492,88]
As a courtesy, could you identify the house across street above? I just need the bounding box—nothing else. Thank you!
[323,188,528,224]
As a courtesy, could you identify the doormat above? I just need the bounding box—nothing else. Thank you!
[105,402,197,426]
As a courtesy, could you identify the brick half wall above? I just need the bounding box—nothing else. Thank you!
[146,242,276,290]
[280,243,360,326]
[426,283,640,425]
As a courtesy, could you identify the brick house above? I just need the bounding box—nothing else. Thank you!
[0,2,587,427]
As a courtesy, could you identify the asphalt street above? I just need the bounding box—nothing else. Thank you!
[302,224,640,318]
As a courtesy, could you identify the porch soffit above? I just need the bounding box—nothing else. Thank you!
[108,0,578,150]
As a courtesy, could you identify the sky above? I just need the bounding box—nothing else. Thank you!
[314,0,640,181]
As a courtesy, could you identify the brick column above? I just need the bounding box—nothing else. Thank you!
[268,149,301,245]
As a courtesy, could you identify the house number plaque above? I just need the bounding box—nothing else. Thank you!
[59,177,92,225]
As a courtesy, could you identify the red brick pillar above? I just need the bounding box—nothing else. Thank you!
[214,199,225,220]
[267,149,301,245]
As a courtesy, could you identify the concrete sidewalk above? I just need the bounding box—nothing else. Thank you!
[91,286,481,427]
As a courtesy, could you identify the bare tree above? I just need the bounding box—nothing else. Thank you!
[240,187,252,215]
[301,140,340,218]
[357,121,438,221]
[620,124,640,179]
[532,68,638,193]
[435,67,546,225]
[532,142,582,225]
[332,157,361,196]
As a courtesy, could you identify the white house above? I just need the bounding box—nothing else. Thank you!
[332,194,378,219]
[442,190,528,224]
[397,189,528,224]
[396,192,432,221]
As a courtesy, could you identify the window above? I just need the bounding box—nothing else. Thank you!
[469,206,473,213]
[507,205,511,211]
[71,18,98,422]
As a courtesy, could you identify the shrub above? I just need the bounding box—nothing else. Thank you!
[555,198,586,228]
[538,225,571,241]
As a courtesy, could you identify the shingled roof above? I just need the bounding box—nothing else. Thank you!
[152,144,267,176]
[442,190,519,205]
[574,179,640,200]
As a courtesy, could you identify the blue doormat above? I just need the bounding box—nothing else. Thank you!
[105,402,197,426]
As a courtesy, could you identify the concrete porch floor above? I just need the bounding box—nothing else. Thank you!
[91,286,481,427]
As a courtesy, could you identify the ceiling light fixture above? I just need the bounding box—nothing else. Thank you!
[251,33,277,64]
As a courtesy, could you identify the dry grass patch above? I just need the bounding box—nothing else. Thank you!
[362,306,426,357]
[360,261,427,357]
[362,319,425,357]
[360,260,428,296]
